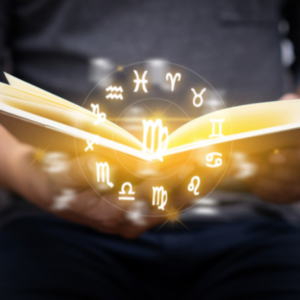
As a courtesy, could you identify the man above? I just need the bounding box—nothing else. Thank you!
[0,0,300,299]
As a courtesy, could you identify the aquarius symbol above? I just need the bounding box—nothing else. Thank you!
[142,119,169,161]
[106,86,123,100]
[206,152,222,168]
[166,72,181,91]
[152,186,168,210]
[96,162,114,188]
[191,88,206,107]
[119,182,135,201]
[188,176,200,196]
[133,70,148,93]
[91,103,106,125]
[209,119,225,138]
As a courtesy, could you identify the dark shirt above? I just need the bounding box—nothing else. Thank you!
[0,0,299,106]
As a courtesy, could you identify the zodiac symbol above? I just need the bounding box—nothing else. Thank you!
[142,119,169,161]
[209,119,225,138]
[85,140,94,152]
[188,176,200,196]
[166,72,181,91]
[206,153,222,168]
[133,70,148,93]
[85,135,101,152]
[106,86,123,100]
[191,88,206,107]
[152,186,168,210]
[119,182,135,201]
[96,162,114,188]
[91,103,106,125]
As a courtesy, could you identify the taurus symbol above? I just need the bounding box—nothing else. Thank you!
[191,88,206,107]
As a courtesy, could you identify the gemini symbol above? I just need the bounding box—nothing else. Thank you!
[209,119,225,138]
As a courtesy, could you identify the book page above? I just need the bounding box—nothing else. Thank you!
[166,100,300,156]
[1,74,143,151]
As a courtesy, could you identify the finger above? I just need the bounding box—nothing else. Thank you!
[54,199,165,238]
[252,188,290,204]
[255,176,287,194]
[253,184,300,204]
[67,189,127,225]
[251,176,300,203]
[272,166,300,182]
[279,93,299,100]
[269,148,300,166]
[67,154,101,187]
[46,153,103,192]
[53,210,126,235]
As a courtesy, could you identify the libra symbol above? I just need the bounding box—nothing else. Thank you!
[118,182,135,201]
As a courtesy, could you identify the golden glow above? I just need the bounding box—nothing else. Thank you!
[156,206,190,231]
[29,145,50,166]
[117,65,124,72]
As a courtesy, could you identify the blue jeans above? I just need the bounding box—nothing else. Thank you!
[0,210,300,300]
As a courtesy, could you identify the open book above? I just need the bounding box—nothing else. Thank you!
[1,73,300,162]
[2,72,300,206]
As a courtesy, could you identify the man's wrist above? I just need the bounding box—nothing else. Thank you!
[9,144,50,206]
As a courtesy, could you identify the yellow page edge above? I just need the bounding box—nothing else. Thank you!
[0,103,152,162]
[164,122,300,156]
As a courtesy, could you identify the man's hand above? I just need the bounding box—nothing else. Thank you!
[11,146,167,239]
[240,93,300,204]
[242,147,300,204]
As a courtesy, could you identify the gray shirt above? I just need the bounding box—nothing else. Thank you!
[1,0,299,105]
